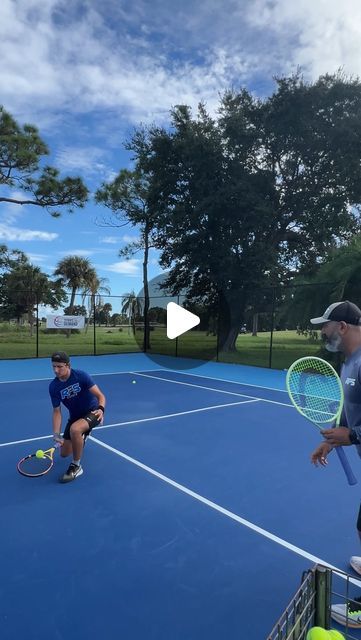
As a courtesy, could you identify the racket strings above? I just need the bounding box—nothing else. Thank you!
[18,454,52,476]
[287,359,342,424]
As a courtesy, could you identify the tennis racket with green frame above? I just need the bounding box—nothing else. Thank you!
[286,356,357,486]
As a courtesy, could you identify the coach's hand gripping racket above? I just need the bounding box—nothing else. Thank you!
[17,442,62,478]
[286,356,357,486]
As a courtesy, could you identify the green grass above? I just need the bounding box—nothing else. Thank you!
[0,324,321,370]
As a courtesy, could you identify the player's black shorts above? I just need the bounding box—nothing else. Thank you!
[63,411,102,440]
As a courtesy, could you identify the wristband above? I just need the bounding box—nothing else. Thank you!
[98,405,105,413]
[349,430,360,445]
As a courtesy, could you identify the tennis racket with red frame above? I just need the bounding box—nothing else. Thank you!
[17,441,62,478]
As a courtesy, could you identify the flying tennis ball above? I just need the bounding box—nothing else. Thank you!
[328,631,346,639]
[132,380,136,384]
[36,449,45,458]
[306,628,331,640]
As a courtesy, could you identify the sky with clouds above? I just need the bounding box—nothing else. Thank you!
[1,0,361,303]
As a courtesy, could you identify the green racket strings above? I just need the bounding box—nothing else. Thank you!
[287,357,342,424]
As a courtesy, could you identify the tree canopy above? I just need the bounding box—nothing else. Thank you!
[0,106,88,216]
[127,72,361,350]
[0,248,67,334]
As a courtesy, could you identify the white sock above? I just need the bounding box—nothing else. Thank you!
[73,459,81,466]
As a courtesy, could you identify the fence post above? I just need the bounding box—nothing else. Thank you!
[268,286,276,369]
[36,294,39,358]
[216,292,220,362]
[175,295,179,357]
[93,294,96,356]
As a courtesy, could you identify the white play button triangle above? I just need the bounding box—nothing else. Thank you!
[166,302,200,339]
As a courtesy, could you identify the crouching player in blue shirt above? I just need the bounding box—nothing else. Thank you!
[49,351,106,483]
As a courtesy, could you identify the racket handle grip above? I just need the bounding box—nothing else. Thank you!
[336,446,358,485]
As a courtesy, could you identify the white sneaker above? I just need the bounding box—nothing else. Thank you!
[60,462,83,483]
[350,556,361,575]
[331,596,361,628]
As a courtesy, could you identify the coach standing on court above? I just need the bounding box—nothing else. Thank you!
[309,300,361,627]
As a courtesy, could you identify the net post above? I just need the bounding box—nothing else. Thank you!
[314,564,331,629]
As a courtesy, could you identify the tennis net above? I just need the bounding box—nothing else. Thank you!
[267,564,361,640]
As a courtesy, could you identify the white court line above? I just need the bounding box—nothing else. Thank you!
[0,370,135,384]
[159,368,289,394]
[0,398,260,448]
[89,434,361,588]
[131,371,292,408]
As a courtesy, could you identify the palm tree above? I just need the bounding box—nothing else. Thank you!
[54,256,96,336]
[81,274,111,333]
[121,291,143,335]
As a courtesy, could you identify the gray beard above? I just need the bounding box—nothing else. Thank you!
[325,335,342,352]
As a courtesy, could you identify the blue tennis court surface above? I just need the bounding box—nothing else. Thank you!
[1,353,361,639]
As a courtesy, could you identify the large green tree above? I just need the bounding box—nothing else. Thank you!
[131,72,361,351]
[0,263,66,335]
[0,106,88,216]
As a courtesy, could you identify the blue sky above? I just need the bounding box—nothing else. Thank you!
[1,0,361,300]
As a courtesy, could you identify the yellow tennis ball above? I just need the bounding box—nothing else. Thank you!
[36,449,45,458]
[132,380,136,384]
[328,631,346,639]
[306,628,330,640]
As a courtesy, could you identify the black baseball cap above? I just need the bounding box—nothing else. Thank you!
[51,351,70,364]
[310,301,361,325]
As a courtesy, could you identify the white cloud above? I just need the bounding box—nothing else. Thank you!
[101,236,118,244]
[26,253,48,263]
[1,0,361,139]
[246,0,361,79]
[122,235,139,243]
[0,1,257,128]
[105,259,141,275]
[99,234,139,245]
[55,145,114,180]
[56,249,93,257]
[0,224,58,242]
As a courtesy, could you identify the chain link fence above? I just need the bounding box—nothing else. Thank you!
[0,284,353,369]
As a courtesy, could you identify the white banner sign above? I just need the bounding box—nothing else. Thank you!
[46,315,85,329]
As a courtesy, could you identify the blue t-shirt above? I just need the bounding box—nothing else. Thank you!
[340,346,361,457]
[49,368,98,421]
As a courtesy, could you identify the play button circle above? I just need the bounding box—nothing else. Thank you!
[131,275,219,370]
[166,302,200,339]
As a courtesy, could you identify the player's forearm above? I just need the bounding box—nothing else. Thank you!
[52,411,62,435]
[97,392,106,409]
[91,387,106,410]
